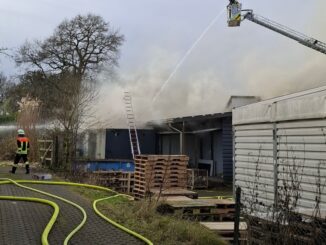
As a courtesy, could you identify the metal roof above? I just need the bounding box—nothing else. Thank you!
[169,112,232,123]
[233,85,326,125]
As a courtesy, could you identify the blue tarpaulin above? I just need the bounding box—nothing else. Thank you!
[86,161,134,172]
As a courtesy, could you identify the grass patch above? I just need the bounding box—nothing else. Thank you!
[70,186,115,201]
[66,177,227,244]
[197,187,233,198]
[100,195,130,205]
[96,197,227,245]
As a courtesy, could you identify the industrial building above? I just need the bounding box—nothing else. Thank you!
[80,96,259,184]
[152,112,233,182]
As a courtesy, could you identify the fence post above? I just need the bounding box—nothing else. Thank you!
[234,186,241,245]
[273,123,278,208]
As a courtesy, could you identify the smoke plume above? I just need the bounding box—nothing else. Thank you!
[93,1,326,128]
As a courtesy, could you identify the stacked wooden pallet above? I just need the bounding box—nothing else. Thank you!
[91,171,134,194]
[162,196,235,221]
[200,222,247,243]
[133,155,189,199]
[118,172,134,194]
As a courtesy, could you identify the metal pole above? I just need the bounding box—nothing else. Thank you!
[168,123,183,155]
[234,186,241,245]
[181,121,185,154]
[273,123,278,208]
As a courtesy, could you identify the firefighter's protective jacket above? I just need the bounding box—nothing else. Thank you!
[17,136,30,154]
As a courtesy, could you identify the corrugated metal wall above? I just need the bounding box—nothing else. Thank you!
[160,134,180,155]
[223,117,234,183]
[95,130,106,159]
[277,120,326,213]
[105,129,156,159]
[184,134,196,167]
[234,119,326,215]
[234,123,275,209]
[214,131,224,176]
[106,129,132,159]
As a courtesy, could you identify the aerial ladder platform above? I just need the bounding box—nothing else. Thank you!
[227,0,326,55]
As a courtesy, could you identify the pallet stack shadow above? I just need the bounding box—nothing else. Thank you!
[133,155,189,199]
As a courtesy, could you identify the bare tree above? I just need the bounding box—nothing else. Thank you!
[16,96,41,161]
[0,73,14,116]
[16,14,124,169]
[0,47,8,56]
[0,73,8,106]
[51,72,99,168]
[17,14,123,78]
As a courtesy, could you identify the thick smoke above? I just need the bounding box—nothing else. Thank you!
[93,47,230,128]
[93,1,326,128]
[239,1,326,98]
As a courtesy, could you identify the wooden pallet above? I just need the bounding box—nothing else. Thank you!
[133,188,198,200]
[187,169,208,190]
[133,155,189,199]
[90,171,134,194]
[200,222,247,243]
[135,155,189,161]
[162,198,235,221]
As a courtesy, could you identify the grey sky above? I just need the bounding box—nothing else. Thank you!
[1,0,326,123]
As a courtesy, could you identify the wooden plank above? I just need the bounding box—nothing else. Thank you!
[166,199,217,208]
[39,148,53,152]
[200,199,235,206]
[151,188,197,198]
[200,222,247,231]
[38,140,53,143]
[162,196,193,202]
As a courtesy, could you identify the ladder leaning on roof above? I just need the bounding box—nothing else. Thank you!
[123,92,141,159]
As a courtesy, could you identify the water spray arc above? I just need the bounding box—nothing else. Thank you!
[152,8,225,103]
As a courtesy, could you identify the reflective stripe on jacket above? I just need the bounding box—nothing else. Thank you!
[17,137,29,154]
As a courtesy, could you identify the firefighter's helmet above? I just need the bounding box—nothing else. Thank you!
[18,129,25,135]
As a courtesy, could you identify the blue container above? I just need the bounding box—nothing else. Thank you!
[86,161,134,172]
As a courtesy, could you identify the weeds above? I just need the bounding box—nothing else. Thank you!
[0,135,16,160]
[97,198,226,245]
[72,184,225,245]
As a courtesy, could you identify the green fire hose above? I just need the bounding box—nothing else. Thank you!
[0,178,87,245]
[0,179,153,245]
[0,196,59,245]
[93,194,153,245]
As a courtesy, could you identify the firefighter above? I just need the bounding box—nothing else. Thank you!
[10,129,30,174]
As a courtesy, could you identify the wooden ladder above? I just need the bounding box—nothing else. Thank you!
[38,139,53,166]
[123,92,141,159]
